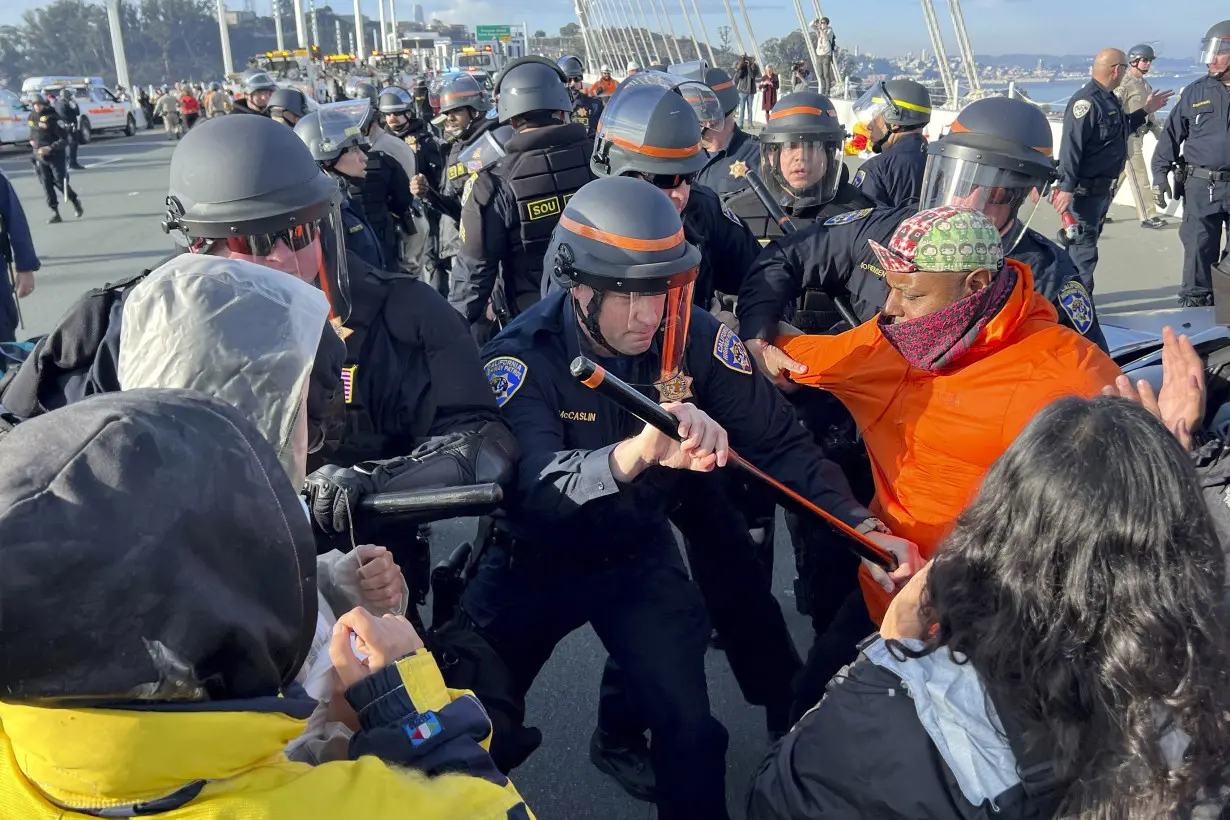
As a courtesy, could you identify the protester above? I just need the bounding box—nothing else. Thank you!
[0,388,534,818]
[748,395,1230,819]
[753,206,1122,718]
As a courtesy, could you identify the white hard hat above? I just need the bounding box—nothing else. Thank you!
[627,61,639,71]
[601,65,611,73]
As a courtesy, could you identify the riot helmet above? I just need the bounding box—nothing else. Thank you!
[245,72,278,111]
[438,73,491,138]
[852,78,931,153]
[294,100,373,185]
[558,55,585,81]
[919,96,1057,249]
[1128,44,1156,65]
[550,176,701,384]
[1200,20,1230,71]
[592,72,720,184]
[267,87,311,126]
[59,88,73,100]
[703,67,740,116]
[759,92,844,210]
[351,80,380,110]
[161,114,351,322]
[378,86,412,114]
[493,56,572,125]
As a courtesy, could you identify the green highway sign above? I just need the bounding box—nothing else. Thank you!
[476,25,512,41]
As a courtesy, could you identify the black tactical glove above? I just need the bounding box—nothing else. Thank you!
[304,463,377,540]
[367,421,519,493]
[1153,177,1171,211]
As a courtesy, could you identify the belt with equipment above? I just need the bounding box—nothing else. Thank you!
[1188,167,1230,182]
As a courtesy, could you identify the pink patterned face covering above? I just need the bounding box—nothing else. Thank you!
[878,265,1017,372]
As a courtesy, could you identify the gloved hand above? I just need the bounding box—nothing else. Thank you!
[304,463,377,539]
[1153,178,1171,211]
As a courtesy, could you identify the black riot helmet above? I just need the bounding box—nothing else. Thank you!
[494,56,573,125]
[759,91,844,209]
[245,72,278,94]
[377,85,412,114]
[557,55,585,81]
[351,80,379,110]
[592,71,721,180]
[920,96,1057,247]
[703,67,740,116]
[267,87,312,125]
[161,114,351,322]
[550,176,701,384]
[1200,20,1230,70]
[438,72,491,114]
[1128,44,1156,64]
[852,78,931,152]
[294,100,372,163]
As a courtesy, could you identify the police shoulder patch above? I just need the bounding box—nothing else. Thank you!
[485,356,528,407]
[1072,99,1091,120]
[823,208,873,227]
[461,173,478,206]
[722,206,742,226]
[852,168,866,187]
[1057,280,1094,336]
[713,324,753,375]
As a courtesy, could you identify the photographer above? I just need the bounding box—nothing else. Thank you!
[791,61,810,92]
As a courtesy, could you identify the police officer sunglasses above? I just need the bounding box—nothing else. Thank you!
[224,222,318,256]
[632,171,698,190]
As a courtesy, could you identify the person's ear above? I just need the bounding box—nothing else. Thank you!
[965,268,992,294]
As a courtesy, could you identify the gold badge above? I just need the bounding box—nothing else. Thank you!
[656,372,694,402]
[330,316,354,341]
[406,135,418,151]
[729,159,749,179]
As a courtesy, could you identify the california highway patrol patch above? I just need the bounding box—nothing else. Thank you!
[823,208,873,227]
[485,356,527,407]
[1058,280,1094,335]
[1072,99,1091,119]
[713,324,753,374]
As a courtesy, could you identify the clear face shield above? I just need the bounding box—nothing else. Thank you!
[1199,34,1230,65]
[613,70,724,132]
[851,82,896,146]
[918,153,1050,248]
[761,137,842,208]
[582,277,697,385]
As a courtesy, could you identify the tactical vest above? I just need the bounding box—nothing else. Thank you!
[355,150,396,257]
[499,128,593,314]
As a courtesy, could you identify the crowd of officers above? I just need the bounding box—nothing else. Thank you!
[1,23,1229,819]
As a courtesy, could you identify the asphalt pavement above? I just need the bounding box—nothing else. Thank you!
[0,127,1191,819]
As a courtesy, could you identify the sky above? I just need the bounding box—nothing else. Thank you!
[0,0,1211,59]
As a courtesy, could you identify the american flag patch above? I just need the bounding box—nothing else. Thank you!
[341,365,357,404]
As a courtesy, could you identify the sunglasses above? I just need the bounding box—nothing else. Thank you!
[225,222,318,256]
[634,171,697,190]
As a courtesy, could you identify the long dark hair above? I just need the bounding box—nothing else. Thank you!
[910,396,1230,817]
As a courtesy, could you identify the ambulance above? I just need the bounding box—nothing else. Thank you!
[19,76,142,143]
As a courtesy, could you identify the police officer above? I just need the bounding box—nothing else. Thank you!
[293,103,386,270]
[1115,44,1167,228]
[0,169,38,343]
[27,96,83,224]
[347,83,417,273]
[740,96,1108,350]
[1153,21,1230,308]
[558,54,603,137]
[1055,48,1172,292]
[411,73,497,296]
[379,85,443,189]
[449,56,594,343]
[694,67,761,201]
[725,91,874,241]
[462,176,915,818]
[412,77,433,122]
[267,86,311,127]
[849,78,931,207]
[54,89,85,171]
[231,72,277,115]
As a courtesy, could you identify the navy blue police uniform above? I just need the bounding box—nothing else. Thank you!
[1058,79,1152,292]
[851,131,928,208]
[26,106,82,217]
[339,186,385,270]
[463,291,872,820]
[695,127,762,201]
[569,90,604,138]
[1151,74,1230,304]
[738,202,1108,350]
[449,122,594,342]
[0,170,39,343]
[723,167,874,246]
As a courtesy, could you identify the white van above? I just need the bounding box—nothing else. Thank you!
[0,88,28,146]
[20,76,141,143]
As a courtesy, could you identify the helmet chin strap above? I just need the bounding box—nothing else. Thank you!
[572,291,615,356]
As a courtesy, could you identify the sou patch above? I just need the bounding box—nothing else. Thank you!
[1058,280,1094,335]
[713,324,753,374]
[485,356,528,407]
[824,208,873,227]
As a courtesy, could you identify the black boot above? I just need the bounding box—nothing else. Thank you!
[48,210,62,224]
[73,200,84,218]
[589,728,656,802]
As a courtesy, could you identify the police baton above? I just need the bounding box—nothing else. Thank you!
[742,169,861,329]
[355,482,503,521]
[570,356,898,571]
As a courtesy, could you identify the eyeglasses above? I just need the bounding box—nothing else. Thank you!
[224,222,318,256]
[632,171,697,189]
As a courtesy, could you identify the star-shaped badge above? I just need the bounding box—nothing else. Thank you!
[729,159,749,179]
[656,372,695,402]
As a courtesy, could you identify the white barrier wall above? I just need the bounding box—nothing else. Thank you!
[583,71,1181,218]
